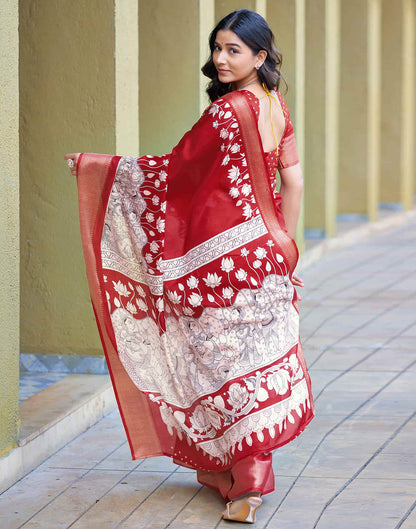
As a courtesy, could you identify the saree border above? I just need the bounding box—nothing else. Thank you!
[77,153,163,460]
[227,91,299,276]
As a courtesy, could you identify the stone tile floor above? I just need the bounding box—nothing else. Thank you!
[19,373,68,402]
[1,220,415,528]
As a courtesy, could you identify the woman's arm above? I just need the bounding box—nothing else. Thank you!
[278,162,304,289]
[278,162,303,239]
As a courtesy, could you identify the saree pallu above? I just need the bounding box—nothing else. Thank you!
[76,91,314,496]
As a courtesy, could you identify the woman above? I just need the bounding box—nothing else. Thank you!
[65,9,314,524]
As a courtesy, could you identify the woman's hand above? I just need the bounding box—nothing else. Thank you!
[292,272,304,301]
[64,153,81,177]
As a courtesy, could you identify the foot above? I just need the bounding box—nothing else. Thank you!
[222,494,263,523]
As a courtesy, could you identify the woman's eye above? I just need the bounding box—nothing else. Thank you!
[230,49,239,54]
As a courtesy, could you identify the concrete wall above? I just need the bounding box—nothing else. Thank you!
[19,0,116,357]
[0,0,20,456]
[139,0,200,155]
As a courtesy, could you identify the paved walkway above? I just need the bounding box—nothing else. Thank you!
[1,220,416,529]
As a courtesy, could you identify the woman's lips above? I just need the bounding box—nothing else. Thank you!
[217,69,230,73]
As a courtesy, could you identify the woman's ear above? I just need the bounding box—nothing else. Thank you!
[257,49,267,65]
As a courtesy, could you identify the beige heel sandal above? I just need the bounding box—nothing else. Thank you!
[222,496,263,523]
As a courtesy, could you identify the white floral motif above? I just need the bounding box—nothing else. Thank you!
[137,298,147,312]
[254,247,267,259]
[152,196,159,205]
[241,183,252,196]
[113,280,130,297]
[204,407,222,430]
[227,166,240,183]
[267,368,291,395]
[167,290,182,304]
[145,253,153,263]
[241,248,249,257]
[150,241,159,253]
[221,257,235,273]
[222,154,230,166]
[188,293,203,307]
[229,187,239,198]
[145,212,154,223]
[187,276,199,289]
[203,273,222,288]
[222,287,234,299]
[235,269,247,281]
[230,143,241,153]
[243,204,253,220]
[228,383,249,411]
[156,257,163,271]
[209,104,219,116]
[253,260,262,269]
[190,405,222,432]
[156,218,165,233]
[190,405,210,431]
[220,128,229,139]
[136,285,146,297]
[126,301,137,314]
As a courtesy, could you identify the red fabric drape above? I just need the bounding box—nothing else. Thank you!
[76,90,314,478]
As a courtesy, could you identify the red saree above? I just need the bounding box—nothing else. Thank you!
[76,90,314,499]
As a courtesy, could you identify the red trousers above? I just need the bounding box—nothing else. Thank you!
[196,453,274,501]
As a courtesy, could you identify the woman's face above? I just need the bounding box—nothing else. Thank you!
[212,29,263,89]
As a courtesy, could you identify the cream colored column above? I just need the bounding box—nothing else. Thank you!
[380,0,415,210]
[380,0,403,206]
[325,0,341,235]
[200,0,215,113]
[255,0,267,18]
[338,0,381,221]
[268,0,306,251]
[20,0,116,358]
[0,0,20,456]
[367,0,381,219]
[115,0,139,155]
[401,0,415,209]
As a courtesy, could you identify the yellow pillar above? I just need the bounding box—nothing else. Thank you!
[304,0,340,238]
[380,0,415,210]
[115,0,139,155]
[325,0,341,236]
[338,0,381,221]
[20,0,117,358]
[268,0,306,251]
[0,0,20,456]
[401,0,415,209]
[380,0,403,206]
[200,0,215,113]
[139,0,200,155]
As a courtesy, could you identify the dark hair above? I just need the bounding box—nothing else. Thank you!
[201,9,287,103]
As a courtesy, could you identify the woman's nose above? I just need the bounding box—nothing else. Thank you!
[216,50,226,64]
